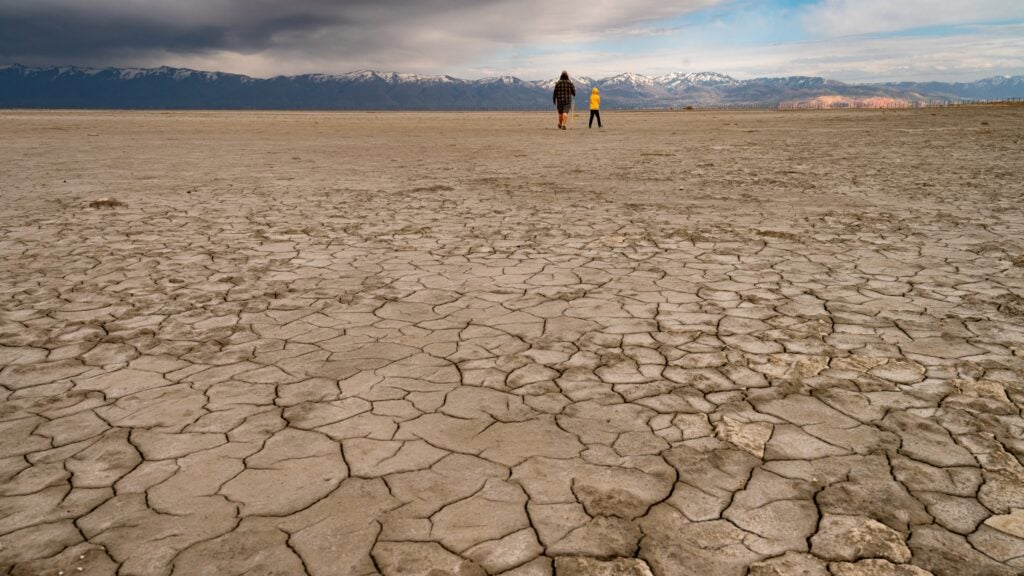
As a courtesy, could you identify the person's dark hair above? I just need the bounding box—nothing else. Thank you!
[560,71,569,80]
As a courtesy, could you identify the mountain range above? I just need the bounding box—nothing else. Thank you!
[1,64,1022,110]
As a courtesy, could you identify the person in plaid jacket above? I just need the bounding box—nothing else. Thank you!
[552,71,576,130]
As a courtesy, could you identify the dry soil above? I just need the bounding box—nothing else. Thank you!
[1,108,1024,576]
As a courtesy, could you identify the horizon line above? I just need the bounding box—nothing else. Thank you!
[2,62,1021,86]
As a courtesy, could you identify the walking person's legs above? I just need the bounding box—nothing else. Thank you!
[589,110,596,128]
[595,110,602,128]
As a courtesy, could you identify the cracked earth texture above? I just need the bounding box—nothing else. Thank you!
[1,108,1023,576]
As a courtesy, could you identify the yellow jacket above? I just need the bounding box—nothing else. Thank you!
[590,88,600,110]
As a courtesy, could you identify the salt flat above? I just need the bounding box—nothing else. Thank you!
[1,108,1023,576]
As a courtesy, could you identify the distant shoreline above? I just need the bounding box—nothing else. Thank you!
[3,101,1022,113]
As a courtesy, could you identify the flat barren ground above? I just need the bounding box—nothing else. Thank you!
[2,108,1024,576]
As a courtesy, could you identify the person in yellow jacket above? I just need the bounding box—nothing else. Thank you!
[588,87,603,128]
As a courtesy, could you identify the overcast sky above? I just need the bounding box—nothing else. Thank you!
[1,0,1022,82]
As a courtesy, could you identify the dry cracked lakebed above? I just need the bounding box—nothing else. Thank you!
[1,107,1024,575]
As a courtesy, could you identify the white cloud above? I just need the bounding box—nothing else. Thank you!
[463,2,1024,82]
[0,0,723,76]
[801,0,1024,37]
[466,21,1024,83]
[786,33,1024,82]
[2,0,1020,82]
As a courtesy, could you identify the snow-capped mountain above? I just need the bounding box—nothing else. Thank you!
[591,72,671,101]
[655,72,738,88]
[478,76,521,86]
[1,63,1021,109]
[601,72,657,88]
[532,76,598,90]
[119,66,231,82]
[981,75,1024,88]
[751,76,840,89]
[328,70,464,84]
[878,75,1024,101]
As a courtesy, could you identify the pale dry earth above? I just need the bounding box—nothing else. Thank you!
[1,108,1023,576]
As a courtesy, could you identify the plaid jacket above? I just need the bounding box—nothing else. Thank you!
[552,79,576,105]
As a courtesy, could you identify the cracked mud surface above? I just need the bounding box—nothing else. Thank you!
[1,108,1023,576]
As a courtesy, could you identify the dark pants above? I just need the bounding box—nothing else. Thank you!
[589,110,602,128]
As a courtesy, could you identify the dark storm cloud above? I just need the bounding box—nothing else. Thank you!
[0,0,719,74]
[0,0,356,60]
